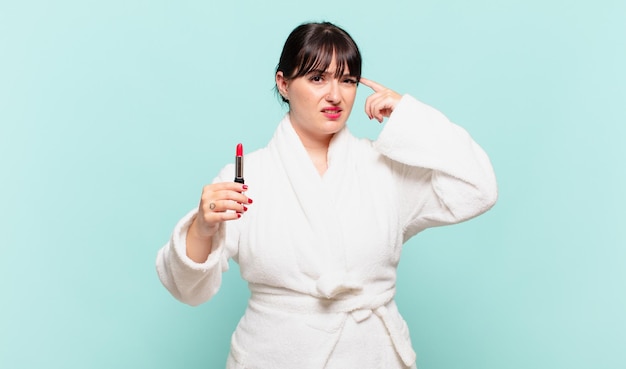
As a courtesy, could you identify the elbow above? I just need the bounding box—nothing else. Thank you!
[459,165,498,219]
[156,253,219,307]
[178,284,218,307]
[479,179,498,213]
[443,180,498,224]
[466,179,498,220]
[181,297,207,308]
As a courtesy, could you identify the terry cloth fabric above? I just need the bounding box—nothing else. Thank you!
[156,94,498,369]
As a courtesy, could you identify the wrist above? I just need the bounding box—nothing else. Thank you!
[185,218,216,262]
[188,217,216,242]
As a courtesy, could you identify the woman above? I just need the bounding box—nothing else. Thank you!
[156,22,497,369]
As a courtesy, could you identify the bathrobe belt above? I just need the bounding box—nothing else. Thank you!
[249,281,417,367]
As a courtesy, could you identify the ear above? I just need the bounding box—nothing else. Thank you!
[275,71,289,100]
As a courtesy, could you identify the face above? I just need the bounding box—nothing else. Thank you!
[276,58,358,147]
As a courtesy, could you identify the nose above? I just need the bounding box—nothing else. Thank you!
[325,80,341,104]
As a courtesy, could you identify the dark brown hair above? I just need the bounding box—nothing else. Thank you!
[276,22,362,103]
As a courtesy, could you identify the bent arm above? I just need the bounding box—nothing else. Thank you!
[373,95,498,240]
[156,210,230,306]
[155,166,238,306]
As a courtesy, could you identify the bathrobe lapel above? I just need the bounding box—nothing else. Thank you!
[269,116,361,298]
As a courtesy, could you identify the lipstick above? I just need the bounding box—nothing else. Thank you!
[322,106,342,120]
[234,143,244,184]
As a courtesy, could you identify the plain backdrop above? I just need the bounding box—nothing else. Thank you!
[1,0,625,368]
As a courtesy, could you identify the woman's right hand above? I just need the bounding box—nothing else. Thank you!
[193,182,252,238]
[186,182,251,262]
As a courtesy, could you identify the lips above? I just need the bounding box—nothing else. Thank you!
[322,106,342,119]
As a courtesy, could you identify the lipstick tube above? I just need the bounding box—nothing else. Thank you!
[235,143,244,184]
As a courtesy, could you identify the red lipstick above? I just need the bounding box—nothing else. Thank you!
[322,106,342,120]
[234,143,244,184]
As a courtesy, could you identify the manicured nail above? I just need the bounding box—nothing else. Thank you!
[237,213,241,218]
[248,198,253,204]
[242,184,248,190]
[243,206,248,211]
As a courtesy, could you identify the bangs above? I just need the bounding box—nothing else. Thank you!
[290,30,361,79]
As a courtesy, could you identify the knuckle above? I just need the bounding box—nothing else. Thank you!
[201,194,213,204]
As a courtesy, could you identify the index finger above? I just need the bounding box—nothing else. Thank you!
[207,182,248,192]
[359,77,385,92]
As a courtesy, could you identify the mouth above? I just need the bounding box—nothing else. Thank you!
[322,107,342,119]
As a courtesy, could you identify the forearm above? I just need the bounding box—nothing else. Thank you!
[374,94,497,236]
[186,216,214,263]
[156,209,229,306]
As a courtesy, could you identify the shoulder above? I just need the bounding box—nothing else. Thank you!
[246,146,271,162]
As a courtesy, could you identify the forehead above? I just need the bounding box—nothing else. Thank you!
[302,53,353,77]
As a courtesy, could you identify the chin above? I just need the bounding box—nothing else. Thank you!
[322,120,346,135]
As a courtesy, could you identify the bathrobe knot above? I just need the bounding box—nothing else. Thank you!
[316,271,363,299]
[249,284,416,367]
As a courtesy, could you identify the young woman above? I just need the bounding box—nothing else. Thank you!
[156,22,498,369]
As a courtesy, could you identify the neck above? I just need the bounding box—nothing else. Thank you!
[293,129,333,177]
[305,146,329,176]
[295,129,334,151]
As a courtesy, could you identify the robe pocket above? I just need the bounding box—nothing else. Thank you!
[226,332,248,369]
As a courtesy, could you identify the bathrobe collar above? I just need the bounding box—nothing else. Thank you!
[268,115,363,298]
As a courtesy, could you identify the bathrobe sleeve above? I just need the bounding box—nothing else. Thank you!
[373,94,498,242]
[155,164,238,306]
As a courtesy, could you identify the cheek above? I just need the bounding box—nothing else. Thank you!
[289,92,311,112]
[293,88,320,107]
[345,91,357,109]
[344,87,357,101]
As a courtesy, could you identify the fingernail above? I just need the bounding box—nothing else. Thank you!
[243,206,248,211]
[237,213,242,218]
[248,198,253,204]
[242,184,248,190]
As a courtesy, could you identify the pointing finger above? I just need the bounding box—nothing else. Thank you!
[359,77,385,92]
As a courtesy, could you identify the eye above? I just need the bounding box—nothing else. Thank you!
[343,77,358,85]
[309,74,324,83]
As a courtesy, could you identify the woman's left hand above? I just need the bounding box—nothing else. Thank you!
[360,77,402,123]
